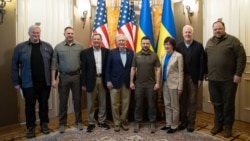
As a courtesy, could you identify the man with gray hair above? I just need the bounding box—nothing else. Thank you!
[175,25,205,132]
[11,25,53,138]
[106,34,134,132]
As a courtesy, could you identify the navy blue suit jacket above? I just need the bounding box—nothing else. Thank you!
[105,48,134,89]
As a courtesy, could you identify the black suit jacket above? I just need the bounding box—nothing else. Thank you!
[80,47,109,92]
[176,40,205,84]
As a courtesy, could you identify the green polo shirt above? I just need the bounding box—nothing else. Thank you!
[132,50,161,88]
[51,40,85,73]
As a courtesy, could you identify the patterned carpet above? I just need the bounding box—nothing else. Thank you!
[31,122,222,141]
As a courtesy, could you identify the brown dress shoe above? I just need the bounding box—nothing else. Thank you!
[121,123,129,131]
[114,125,120,132]
[223,127,232,138]
[210,125,223,135]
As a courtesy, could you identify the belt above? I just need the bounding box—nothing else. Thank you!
[60,70,80,76]
[96,73,102,77]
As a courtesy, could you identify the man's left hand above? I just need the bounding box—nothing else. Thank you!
[233,75,242,83]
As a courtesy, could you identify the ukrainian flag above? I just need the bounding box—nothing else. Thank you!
[157,0,177,58]
[135,0,155,53]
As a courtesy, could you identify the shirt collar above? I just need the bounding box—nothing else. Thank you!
[93,46,102,52]
[184,40,193,48]
[140,50,152,55]
[64,40,76,46]
[28,39,41,45]
[119,48,126,54]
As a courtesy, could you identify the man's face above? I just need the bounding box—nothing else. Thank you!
[141,39,150,51]
[28,27,41,43]
[92,34,102,47]
[183,27,193,43]
[117,36,127,50]
[64,28,74,42]
[213,22,225,39]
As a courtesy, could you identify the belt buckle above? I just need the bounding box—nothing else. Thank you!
[96,73,102,77]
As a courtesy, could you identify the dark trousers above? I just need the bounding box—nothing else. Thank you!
[134,87,157,123]
[22,84,50,128]
[208,80,237,127]
[179,75,198,128]
[58,74,82,125]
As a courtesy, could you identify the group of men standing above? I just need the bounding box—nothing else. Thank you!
[11,19,246,139]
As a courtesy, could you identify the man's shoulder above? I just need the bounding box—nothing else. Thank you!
[192,40,204,49]
[101,47,109,51]
[16,41,29,48]
[54,41,65,48]
[40,41,53,49]
[109,48,118,53]
[126,48,134,53]
[82,47,92,53]
[176,41,185,47]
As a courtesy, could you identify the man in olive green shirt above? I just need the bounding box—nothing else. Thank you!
[51,26,85,133]
[205,20,246,138]
[130,36,161,134]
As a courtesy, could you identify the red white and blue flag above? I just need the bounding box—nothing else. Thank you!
[92,0,110,48]
[130,2,138,51]
[117,0,137,51]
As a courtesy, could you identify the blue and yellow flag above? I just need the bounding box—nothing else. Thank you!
[157,0,177,58]
[135,0,155,53]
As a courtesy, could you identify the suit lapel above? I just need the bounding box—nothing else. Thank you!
[124,49,132,68]
[115,49,124,67]
[101,48,106,67]
[166,52,176,75]
[89,47,96,65]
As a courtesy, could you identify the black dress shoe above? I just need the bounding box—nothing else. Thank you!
[167,128,177,134]
[26,127,35,138]
[178,123,187,130]
[98,122,110,130]
[41,123,50,134]
[160,126,171,131]
[187,127,194,132]
[86,124,95,133]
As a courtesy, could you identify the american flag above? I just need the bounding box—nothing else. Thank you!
[130,2,138,51]
[92,0,110,48]
[117,0,137,51]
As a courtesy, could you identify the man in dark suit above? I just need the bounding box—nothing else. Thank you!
[176,25,205,132]
[105,34,134,132]
[81,33,110,132]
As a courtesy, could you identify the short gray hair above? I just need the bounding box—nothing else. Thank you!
[28,25,41,33]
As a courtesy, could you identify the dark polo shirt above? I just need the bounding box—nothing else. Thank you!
[132,50,161,88]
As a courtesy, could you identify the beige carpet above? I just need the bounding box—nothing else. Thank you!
[31,122,222,141]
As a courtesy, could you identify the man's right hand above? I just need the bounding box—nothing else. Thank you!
[81,86,86,91]
[107,81,113,90]
[51,80,58,88]
[130,82,135,90]
[14,85,20,89]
